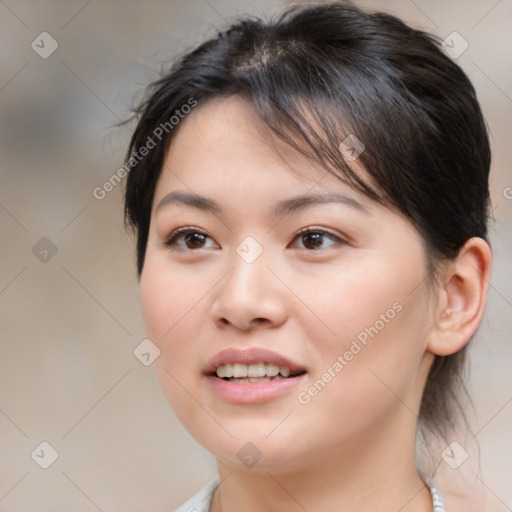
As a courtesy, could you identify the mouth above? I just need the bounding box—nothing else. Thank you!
[204,348,307,403]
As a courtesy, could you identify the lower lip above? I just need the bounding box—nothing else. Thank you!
[206,374,306,404]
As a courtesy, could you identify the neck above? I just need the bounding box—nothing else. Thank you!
[210,412,433,512]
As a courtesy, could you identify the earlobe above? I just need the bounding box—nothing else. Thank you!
[428,237,492,357]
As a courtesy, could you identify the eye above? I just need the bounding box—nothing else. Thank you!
[163,227,219,250]
[291,228,345,250]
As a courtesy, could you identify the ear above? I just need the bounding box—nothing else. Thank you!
[428,237,493,356]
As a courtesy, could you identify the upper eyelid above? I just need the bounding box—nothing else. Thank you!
[293,228,346,248]
[163,226,212,245]
[296,227,340,238]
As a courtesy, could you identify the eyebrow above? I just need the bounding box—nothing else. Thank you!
[156,191,221,214]
[155,191,370,216]
[274,192,370,216]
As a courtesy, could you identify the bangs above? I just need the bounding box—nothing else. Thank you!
[227,33,429,216]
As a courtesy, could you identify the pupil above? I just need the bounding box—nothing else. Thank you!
[186,233,205,248]
[304,233,322,249]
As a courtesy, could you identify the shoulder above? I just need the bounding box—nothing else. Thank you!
[173,477,219,512]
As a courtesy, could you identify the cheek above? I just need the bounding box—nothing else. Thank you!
[139,258,203,378]
[291,251,423,351]
[139,260,205,420]
[292,302,430,449]
[139,254,202,342]
[296,250,431,404]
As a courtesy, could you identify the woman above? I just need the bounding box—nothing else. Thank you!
[124,2,492,510]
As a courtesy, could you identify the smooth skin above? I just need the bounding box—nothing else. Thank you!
[139,96,492,512]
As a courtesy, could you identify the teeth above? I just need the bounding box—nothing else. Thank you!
[279,367,290,377]
[248,363,266,378]
[232,363,248,378]
[223,363,233,378]
[215,362,295,379]
[266,363,279,376]
[215,363,232,378]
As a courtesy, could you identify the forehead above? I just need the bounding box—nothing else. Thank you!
[153,95,373,211]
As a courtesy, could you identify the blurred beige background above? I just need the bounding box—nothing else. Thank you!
[0,1,511,510]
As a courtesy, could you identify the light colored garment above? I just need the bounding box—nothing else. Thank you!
[174,478,218,512]
[173,477,445,511]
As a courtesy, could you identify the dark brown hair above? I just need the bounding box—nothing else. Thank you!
[124,1,491,444]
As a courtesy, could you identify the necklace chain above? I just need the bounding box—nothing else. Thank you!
[430,484,446,511]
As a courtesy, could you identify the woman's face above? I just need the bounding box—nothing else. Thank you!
[140,95,436,473]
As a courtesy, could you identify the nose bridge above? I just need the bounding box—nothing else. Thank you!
[211,239,287,329]
[224,242,271,304]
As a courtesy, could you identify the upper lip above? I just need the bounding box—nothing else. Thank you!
[204,347,307,376]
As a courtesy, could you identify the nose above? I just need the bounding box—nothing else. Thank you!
[211,249,288,332]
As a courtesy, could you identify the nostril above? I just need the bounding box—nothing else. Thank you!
[252,318,269,326]
[216,317,271,330]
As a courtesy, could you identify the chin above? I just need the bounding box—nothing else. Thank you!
[196,425,311,473]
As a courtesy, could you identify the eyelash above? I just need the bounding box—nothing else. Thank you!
[162,226,346,251]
